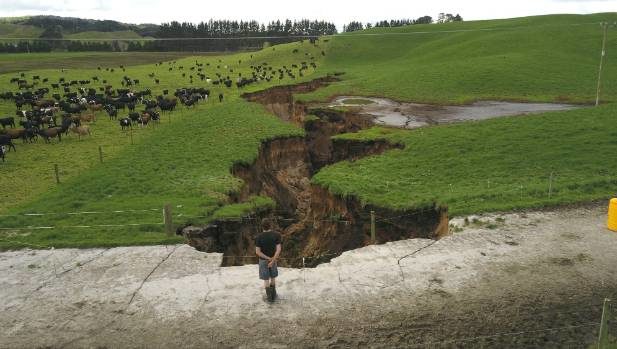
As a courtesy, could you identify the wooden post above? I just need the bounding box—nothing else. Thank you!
[54,164,60,184]
[598,298,611,349]
[596,22,609,107]
[98,145,103,163]
[370,210,376,244]
[129,128,134,145]
[163,204,173,235]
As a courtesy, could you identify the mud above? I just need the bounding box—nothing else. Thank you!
[183,78,447,266]
[326,96,583,128]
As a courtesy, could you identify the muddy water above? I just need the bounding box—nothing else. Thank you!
[327,96,583,129]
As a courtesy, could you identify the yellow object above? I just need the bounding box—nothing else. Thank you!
[609,198,617,232]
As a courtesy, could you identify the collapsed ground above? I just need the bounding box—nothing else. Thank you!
[2,204,616,348]
[1,13,617,252]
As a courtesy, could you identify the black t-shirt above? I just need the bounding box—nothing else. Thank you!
[255,230,281,258]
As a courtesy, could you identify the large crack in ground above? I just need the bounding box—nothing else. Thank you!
[182,77,449,267]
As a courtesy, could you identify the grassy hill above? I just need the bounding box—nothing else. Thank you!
[0,15,147,40]
[302,13,617,104]
[64,30,144,40]
[299,13,617,214]
[0,22,43,38]
[1,13,617,249]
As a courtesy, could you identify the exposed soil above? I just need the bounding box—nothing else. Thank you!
[2,204,616,348]
[326,96,583,128]
[182,78,448,267]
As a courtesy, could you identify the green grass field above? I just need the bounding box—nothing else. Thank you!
[0,52,232,74]
[0,40,323,249]
[0,22,43,38]
[1,13,617,249]
[65,30,143,40]
[300,13,617,104]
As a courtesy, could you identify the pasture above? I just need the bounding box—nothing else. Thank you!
[0,40,324,249]
[1,13,617,249]
[302,13,617,215]
[0,51,232,74]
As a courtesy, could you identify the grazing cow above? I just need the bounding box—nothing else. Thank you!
[70,124,91,140]
[0,145,5,162]
[104,105,118,120]
[3,128,26,142]
[38,127,63,143]
[0,117,15,128]
[0,134,16,152]
[23,128,38,143]
[139,114,150,127]
[61,117,74,135]
[88,104,103,112]
[119,118,131,130]
[148,110,160,124]
[128,112,140,124]
[79,112,96,123]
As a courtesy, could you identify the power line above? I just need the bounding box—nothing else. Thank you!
[0,21,606,42]
[0,222,164,230]
[0,208,161,218]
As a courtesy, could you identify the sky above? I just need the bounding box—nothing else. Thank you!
[1,0,616,29]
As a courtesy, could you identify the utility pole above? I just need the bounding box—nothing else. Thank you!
[596,22,614,107]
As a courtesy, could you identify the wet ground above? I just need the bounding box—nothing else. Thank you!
[325,96,583,128]
[1,203,616,348]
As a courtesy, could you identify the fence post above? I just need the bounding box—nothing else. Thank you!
[130,128,134,145]
[598,298,611,349]
[98,145,103,163]
[163,204,173,235]
[370,210,376,244]
[548,172,554,198]
[54,164,60,184]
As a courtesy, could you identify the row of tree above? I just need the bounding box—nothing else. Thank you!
[0,41,118,53]
[342,13,463,32]
[0,41,52,53]
[151,19,337,51]
[157,19,337,38]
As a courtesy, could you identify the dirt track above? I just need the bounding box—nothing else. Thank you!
[1,203,616,348]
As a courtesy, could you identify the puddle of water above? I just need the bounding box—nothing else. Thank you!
[326,96,583,129]
[340,98,375,106]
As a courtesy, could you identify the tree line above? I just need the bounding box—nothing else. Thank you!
[145,19,337,51]
[343,13,463,32]
[0,18,337,53]
[0,14,463,53]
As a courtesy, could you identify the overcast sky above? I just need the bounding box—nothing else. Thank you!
[2,0,616,29]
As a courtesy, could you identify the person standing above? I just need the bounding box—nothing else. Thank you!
[255,218,282,302]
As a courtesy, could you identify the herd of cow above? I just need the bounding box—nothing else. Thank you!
[0,46,321,162]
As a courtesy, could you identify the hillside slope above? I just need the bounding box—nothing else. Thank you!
[304,13,617,104]
[302,13,617,214]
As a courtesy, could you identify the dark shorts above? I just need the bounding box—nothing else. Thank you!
[259,259,278,280]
